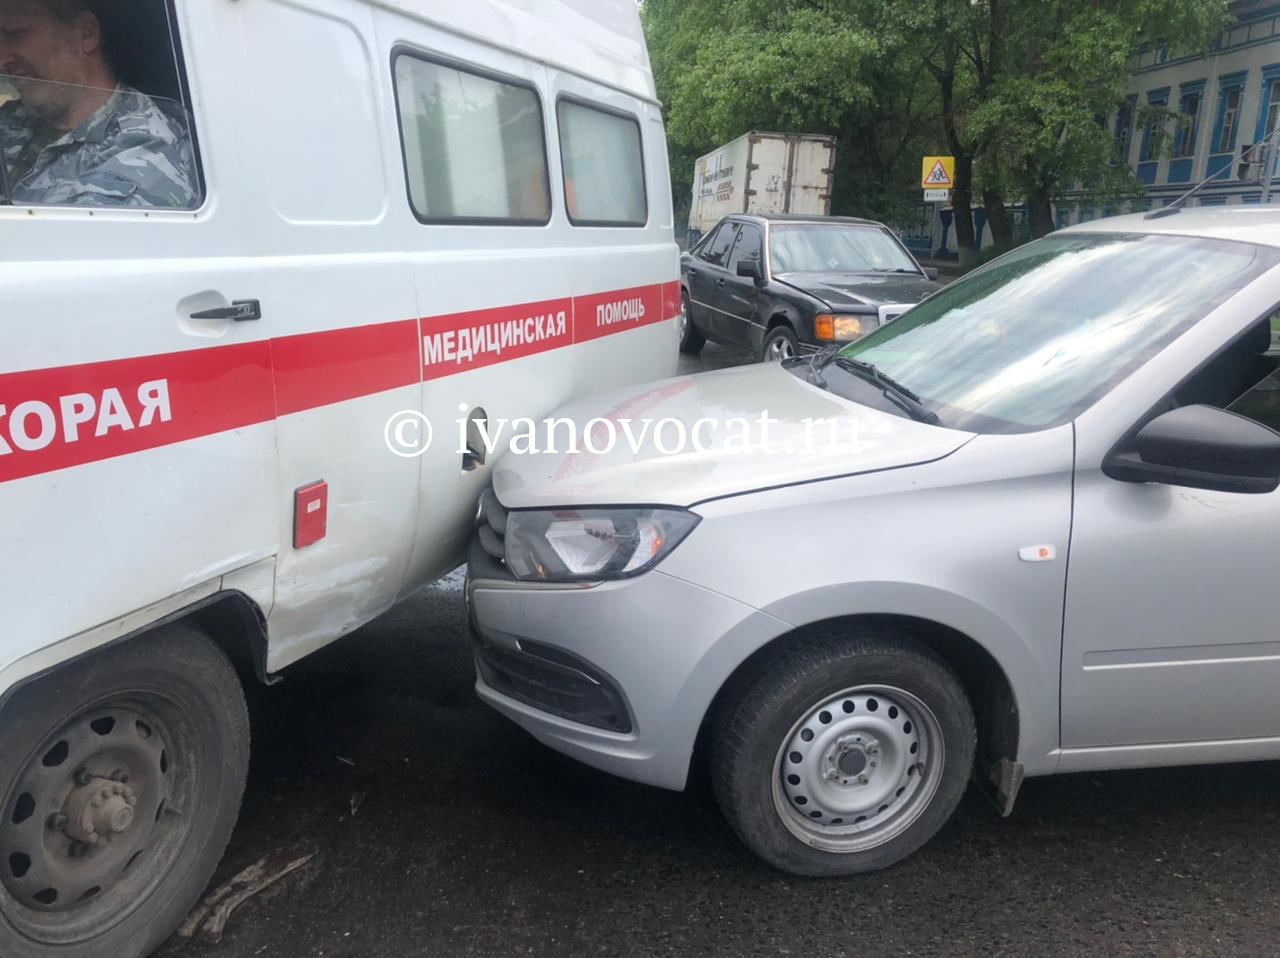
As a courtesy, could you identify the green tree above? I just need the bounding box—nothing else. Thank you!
[966,0,1230,238]
[642,0,938,232]
[643,0,1230,256]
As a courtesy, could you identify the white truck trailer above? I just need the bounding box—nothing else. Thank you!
[687,132,837,243]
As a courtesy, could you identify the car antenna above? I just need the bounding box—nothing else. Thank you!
[1146,126,1280,219]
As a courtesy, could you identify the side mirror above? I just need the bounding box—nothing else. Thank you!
[737,259,766,285]
[923,266,939,282]
[1104,404,1280,494]
[680,251,692,267]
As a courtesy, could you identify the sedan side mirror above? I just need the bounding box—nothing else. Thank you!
[1104,404,1280,494]
[923,266,939,282]
[736,259,766,286]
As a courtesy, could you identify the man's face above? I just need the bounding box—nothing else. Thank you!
[0,1,96,119]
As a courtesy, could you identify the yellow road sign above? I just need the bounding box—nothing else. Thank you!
[921,156,955,189]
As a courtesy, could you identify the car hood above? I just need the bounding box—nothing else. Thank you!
[490,363,975,509]
[776,271,940,309]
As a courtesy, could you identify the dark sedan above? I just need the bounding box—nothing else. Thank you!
[679,213,941,361]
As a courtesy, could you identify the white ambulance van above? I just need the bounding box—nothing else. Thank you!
[0,0,679,953]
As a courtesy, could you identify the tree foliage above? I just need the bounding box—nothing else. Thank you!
[642,0,937,229]
[643,0,1231,252]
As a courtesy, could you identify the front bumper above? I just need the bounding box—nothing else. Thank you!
[465,537,783,791]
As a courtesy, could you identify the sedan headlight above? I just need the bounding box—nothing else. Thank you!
[815,313,875,342]
[505,508,700,582]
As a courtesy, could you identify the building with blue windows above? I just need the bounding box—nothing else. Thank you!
[1069,0,1280,222]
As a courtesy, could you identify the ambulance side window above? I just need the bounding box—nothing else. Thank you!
[0,0,202,210]
[392,52,551,225]
[556,98,647,227]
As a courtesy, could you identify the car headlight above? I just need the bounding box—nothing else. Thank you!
[504,508,700,582]
[815,313,875,342]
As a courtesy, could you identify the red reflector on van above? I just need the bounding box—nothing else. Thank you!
[293,481,328,548]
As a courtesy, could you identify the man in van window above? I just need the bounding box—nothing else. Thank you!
[0,0,196,208]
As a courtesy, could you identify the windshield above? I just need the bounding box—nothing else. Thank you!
[833,232,1280,433]
[770,223,919,274]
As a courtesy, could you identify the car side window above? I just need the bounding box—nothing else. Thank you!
[727,223,763,275]
[701,222,738,268]
[1226,314,1280,431]
[0,0,201,210]
[1171,315,1280,430]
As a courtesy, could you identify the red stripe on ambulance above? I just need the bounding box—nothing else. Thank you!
[274,319,421,415]
[421,298,574,382]
[573,283,667,344]
[0,343,275,485]
[0,282,679,483]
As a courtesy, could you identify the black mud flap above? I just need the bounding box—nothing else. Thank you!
[976,757,1025,817]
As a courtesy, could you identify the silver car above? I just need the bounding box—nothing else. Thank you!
[466,208,1280,875]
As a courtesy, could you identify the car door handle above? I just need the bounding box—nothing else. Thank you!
[190,299,262,322]
[687,267,699,277]
[716,278,727,287]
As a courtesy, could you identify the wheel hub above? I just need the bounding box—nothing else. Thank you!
[58,776,138,846]
[830,733,878,780]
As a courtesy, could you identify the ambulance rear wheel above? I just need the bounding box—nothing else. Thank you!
[0,624,249,958]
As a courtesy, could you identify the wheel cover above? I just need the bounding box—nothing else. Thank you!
[772,685,944,854]
[1,697,194,944]
[679,297,689,338]
[765,336,794,361]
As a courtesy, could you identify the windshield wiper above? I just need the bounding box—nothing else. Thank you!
[807,344,842,388]
[869,267,920,274]
[832,357,943,426]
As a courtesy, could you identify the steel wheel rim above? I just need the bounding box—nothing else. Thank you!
[765,337,794,361]
[1,694,195,945]
[771,685,944,854]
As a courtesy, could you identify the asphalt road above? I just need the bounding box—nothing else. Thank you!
[161,342,1280,957]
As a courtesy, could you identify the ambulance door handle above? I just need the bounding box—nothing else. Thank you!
[190,300,262,322]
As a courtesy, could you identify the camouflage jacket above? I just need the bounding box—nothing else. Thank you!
[0,85,197,209]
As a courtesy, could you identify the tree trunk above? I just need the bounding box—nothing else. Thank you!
[983,190,1012,249]
[1027,186,1055,238]
[950,155,977,267]
[937,51,977,268]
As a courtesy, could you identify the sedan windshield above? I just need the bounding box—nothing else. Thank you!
[770,224,919,274]
[834,232,1280,433]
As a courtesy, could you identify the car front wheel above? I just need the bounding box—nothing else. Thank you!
[678,291,705,355]
[711,628,975,876]
[760,325,798,362]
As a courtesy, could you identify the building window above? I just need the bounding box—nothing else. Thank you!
[1216,86,1242,154]
[1115,96,1136,160]
[557,99,647,227]
[1265,77,1280,140]
[392,52,551,224]
[1173,89,1202,158]
[1140,91,1170,162]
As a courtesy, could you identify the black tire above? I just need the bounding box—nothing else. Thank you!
[760,325,798,362]
[678,291,706,355]
[0,624,250,958]
[711,627,975,876]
